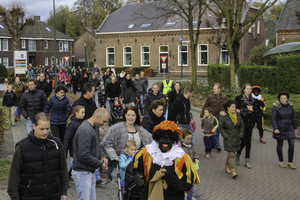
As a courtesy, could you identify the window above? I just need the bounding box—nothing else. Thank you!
[28,40,36,51]
[123,47,132,66]
[141,24,151,28]
[45,40,48,49]
[0,39,1,50]
[160,46,168,53]
[128,24,135,29]
[3,39,8,51]
[45,57,48,66]
[193,20,198,26]
[178,45,188,66]
[165,22,176,27]
[59,41,63,52]
[257,20,260,34]
[220,45,229,65]
[59,57,63,65]
[141,46,150,66]
[3,58,8,67]
[22,40,26,49]
[64,41,68,52]
[106,47,115,66]
[198,44,208,65]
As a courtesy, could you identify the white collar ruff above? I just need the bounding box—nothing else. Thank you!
[146,141,185,166]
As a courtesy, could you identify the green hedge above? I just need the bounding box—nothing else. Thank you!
[207,54,300,94]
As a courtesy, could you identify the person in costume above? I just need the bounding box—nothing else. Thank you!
[130,120,200,200]
[251,86,267,144]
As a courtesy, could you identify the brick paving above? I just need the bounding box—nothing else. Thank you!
[1,108,299,200]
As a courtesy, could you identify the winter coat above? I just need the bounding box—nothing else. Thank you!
[141,110,165,134]
[200,93,228,119]
[19,90,48,121]
[134,78,146,95]
[57,72,67,83]
[2,91,17,107]
[140,77,149,90]
[144,91,165,113]
[105,82,121,99]
[44,95,71,125]
[168,89,181,110]
[36,80,52,97]
[12,82,26,104]
[181,144,199,162]
[119,150,133,181]
[64,117,84,157]
[168,93,191,125]
[89,77,100,88]
[121,79,136,104]
[235,94,255,128]
[271,101,297,140]
[100,122,153,161]
[70,95,97,120]
[79,76,88,90]
[71,75,80,88]
[219,111,244,152]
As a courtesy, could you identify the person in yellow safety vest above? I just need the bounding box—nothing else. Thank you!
[160,73,174,95]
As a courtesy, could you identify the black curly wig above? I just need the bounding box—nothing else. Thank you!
[152,129,180,143]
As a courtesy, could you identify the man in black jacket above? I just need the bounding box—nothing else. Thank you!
[36,72,52,97]
[169,86,195,144]
[70,82,97,119]
[105,76,121,109]
[7,112,69,200]
[19,79,48,134]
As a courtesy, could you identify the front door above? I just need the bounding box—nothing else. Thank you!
[159,46,169,73]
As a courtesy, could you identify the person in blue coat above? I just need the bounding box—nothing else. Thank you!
[272,92,297,169]
[44,84,71,143]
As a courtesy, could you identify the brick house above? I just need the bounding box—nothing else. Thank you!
[95,2,266,75]
[74,28,96,66]
[276,0,300,45]
[265,20,277,46]
[0,16,73,68]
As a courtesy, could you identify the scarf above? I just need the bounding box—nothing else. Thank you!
[55,93,65,100]
[125,78,133,88]
[228,111,237,125]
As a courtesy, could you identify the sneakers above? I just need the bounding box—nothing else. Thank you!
[279,162,286,168]
[259,138,266,144]
[287,162,297,169]
[245,158,252,169]
[205,153,211,159]
[217,147,222,152]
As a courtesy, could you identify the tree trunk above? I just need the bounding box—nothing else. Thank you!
[191,44,197,87]
[228,41,240,89]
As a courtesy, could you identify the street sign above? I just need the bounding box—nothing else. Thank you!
[14,51,27,75]
[63,56,71,63]
[160,55,168,63]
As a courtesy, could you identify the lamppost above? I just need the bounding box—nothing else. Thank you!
[53,0,57,87]
[84,43,87,68]
[180,16,183,78]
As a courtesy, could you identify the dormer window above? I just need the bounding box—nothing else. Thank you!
[128,24,135,29]
[141,23,151,28]
[165,22,176,27]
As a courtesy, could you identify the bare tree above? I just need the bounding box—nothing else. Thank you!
[0,3,33,51]
[209,0,278,88]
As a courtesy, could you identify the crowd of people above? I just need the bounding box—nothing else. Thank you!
[2,63,297,200]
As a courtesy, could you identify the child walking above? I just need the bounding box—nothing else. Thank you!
[64,105,85,181]
[119,140,137,193]
[181,129,200,200]
[201,107,219,158]
[2,85,17,126]
[98,85,106,108]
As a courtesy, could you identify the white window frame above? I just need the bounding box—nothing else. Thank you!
[219,45,230,65]
[45,57,48,66]
[64,41,68,52]
[45,40,48,49]
[123,46,132,66]
[106,47,115,67]
[59,41,63,52]
[21,40,26,49]
[3,57,8,67]
[257,20,260,34]
[178,45,188,66]
[0,58,2,64]
[3,39,8,51]
[141,46,150,66]
[28,40,36,52]
[198,44,208,66]
[0,39,1,51]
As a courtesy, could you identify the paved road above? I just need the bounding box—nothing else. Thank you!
[1,103,299,200]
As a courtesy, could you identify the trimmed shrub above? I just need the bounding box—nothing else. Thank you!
[0,64,8,79]
[207,64,231,89]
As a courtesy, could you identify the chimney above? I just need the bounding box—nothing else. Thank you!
[34,16,40,21]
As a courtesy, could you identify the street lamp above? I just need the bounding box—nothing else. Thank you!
[180,16,183,78]
[84,43,87,68]
[53,0,57,87]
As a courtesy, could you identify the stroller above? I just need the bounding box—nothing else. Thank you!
[123,161,144,200]
[109,97,124,125]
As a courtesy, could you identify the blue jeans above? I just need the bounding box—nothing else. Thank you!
[179,124,195,146]
[136,94,144,115]
[73,170,96,200]
[26,119,33,134]
[214,129,221,148]
[203,136,216,153]
[187,186,194,200]
[14,106,21,117]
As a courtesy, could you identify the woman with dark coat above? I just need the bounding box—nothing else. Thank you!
[272,92,297,169]
[121,73,136,107]
[44,85,71,142]
[234,83,255,168]
[12,77,26,121]
[142,99,165,133]
[79,73,88,92]
[219,100,244,178]
[71,71,80,95]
